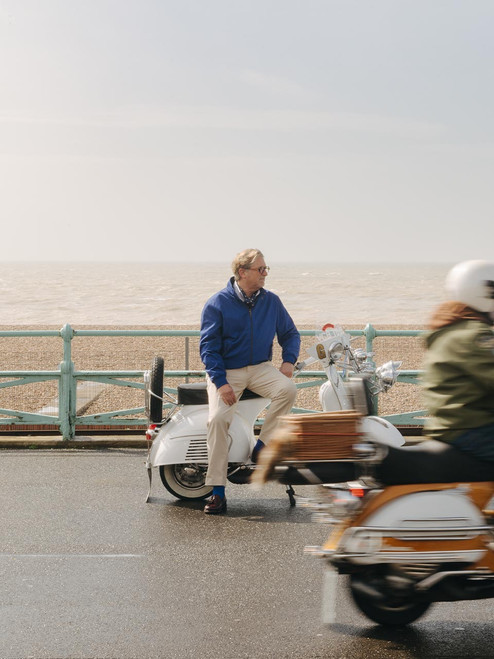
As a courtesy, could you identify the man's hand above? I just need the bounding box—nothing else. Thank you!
[218,383,237,406]
[280,362,295,378]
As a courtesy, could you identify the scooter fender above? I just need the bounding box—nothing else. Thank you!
[319,378,351,412]
[363,487,485,529]
[360,415,405,448]
[149,406,254,467]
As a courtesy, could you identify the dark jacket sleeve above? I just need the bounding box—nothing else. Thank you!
[276,301,300,365]
[200,302,228,389]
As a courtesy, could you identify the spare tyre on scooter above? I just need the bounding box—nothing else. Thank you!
[145,356,164,424]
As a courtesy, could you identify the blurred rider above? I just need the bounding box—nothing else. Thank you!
[422,260,494,462]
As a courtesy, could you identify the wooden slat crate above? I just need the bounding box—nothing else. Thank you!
[274,410,363,461]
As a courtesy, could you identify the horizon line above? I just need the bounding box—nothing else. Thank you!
[0,259,458,266]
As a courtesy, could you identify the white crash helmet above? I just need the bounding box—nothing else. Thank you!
[445,260,494,314]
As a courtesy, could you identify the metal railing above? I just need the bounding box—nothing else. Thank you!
[0,324,425,439]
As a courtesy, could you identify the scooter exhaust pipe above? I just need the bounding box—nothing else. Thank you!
[227,461,358,487]
[229,464,347,487]
[273,462,357,486]
[434,575,494,602]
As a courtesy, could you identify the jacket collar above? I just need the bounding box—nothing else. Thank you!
[428,301,492,330]
[228,277,264,306]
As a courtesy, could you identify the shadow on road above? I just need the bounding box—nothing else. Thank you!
[146,494,315,523]
[329,620,494,658]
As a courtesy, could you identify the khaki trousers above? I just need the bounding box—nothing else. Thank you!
[205,362,298,486]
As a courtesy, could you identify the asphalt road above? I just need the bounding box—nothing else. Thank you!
[2,449,494,659]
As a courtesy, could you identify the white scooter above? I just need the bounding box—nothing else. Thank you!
[144,325,404,504]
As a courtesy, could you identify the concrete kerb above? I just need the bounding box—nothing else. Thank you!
[0,435,148,449]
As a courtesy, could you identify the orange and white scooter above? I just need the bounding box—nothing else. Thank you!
[255,404,494,626]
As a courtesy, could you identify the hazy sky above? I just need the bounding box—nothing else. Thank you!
[1,1,493,263]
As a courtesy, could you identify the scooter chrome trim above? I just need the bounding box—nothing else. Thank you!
[292,468,324,484]
[333,549,486,565]
[305,546,488,565]
[351,523,492,540]
[415,569,494,591]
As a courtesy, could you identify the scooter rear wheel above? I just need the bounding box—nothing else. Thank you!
[350,574,431,626]
[159,464,212,500]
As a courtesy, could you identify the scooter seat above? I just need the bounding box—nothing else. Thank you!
[376,439,494,485]
[177,382,263,406]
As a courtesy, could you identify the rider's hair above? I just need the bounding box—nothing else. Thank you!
[232,249,264,281]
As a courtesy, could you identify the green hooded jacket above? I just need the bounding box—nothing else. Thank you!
[422,302,494,442]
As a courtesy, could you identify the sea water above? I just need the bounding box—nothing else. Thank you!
[0,262,452,327]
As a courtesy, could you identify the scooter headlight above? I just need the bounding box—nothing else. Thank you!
[328,341,344,360]
[341,528,382,555]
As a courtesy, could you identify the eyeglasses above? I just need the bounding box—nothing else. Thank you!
[244,266,270,275]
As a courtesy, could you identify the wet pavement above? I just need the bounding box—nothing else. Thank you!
[2,448,494,659]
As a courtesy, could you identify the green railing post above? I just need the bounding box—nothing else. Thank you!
[59,324,76,440]
[363,323,377,359]
[185,337,190,383]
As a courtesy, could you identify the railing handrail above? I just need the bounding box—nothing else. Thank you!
[0,328,426,337]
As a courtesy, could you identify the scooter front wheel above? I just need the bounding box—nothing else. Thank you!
[159,464,212,500]
[350,574,431,626]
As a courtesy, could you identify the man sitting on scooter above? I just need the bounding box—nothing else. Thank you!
[199,248,300,514]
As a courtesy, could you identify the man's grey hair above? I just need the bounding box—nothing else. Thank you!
[231,249,264,281]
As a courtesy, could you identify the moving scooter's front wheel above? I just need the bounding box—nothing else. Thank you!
[350,574,431,626]
[159,464,212,500]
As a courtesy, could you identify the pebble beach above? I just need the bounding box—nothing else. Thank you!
[0,324,427,421]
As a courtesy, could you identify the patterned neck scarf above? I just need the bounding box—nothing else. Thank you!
[234,280,261,308]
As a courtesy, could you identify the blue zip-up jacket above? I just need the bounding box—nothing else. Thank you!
[200,277,301,389]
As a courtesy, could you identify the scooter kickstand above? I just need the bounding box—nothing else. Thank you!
[286,484,296,507]
[145,462,153,503]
